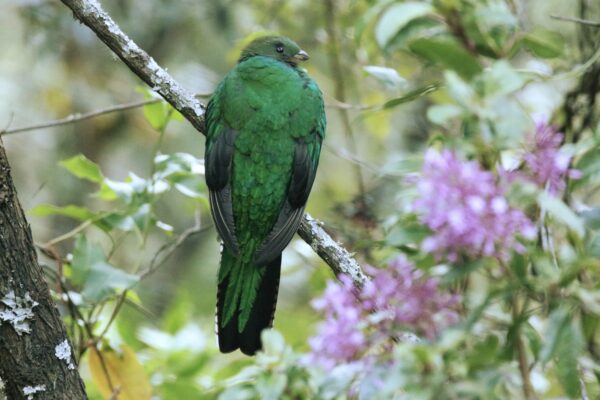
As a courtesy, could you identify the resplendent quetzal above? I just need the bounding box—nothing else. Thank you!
[204,35,326,355]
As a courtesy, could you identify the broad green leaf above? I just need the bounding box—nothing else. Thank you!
[576,289,600,314]
[89,344,152,400]
[387,17,441,49]
[510,252,528,283]
[444,71,476,107]
[521,29,564,59]
[386,223,430,247]
[409,37,483,80]
[538,192,586,237]
[467,335,499,370]
[71,235,139,302]
[82,260,139,302]
[71,235,104,287]
[101,178,134,202]
[97,212,137,232]
[363,65,407,90]
[59,154,103,183]
[354,0,395,44]
[540,307,570,363]
[143,100,172,130]
[478,60,526,98]
[30,204,96,221]
[427,104,463,125]
[375,2,434,48]
[554,322,583,398]
[588,234,600,258]
[580,208,600,231]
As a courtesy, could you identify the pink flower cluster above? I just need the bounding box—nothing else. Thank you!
[413,149,536,262]
[308,257,459,370]
[522,121,581,194]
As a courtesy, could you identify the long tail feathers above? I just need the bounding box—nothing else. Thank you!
[216,254,281,355]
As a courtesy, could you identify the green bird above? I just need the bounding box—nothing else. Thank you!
[204,35,326,355]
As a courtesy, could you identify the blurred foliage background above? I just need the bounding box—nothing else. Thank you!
[2,0,600,398]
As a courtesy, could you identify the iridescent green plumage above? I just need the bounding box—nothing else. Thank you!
[205,36,325,355]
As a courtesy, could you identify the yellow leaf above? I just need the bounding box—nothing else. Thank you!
[88,344,152,400]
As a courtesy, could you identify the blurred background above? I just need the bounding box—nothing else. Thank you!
[1,0,594,397]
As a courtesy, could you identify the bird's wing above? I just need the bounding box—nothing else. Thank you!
[253,92,325,265]
[205,97,240,255]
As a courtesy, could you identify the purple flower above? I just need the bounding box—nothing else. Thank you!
[308,256,459,370]
[413,149,535,262]
[522,121,581,194]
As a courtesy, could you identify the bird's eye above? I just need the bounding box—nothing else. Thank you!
[275,45,284,54]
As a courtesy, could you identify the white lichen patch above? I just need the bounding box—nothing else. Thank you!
[55,339,75,370]
[23,385,45,400]
[0,291,38,335]
[0,376,6,400]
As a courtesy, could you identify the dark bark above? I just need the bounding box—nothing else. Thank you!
[0,138,87,399]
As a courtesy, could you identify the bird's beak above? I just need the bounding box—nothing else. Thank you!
[294,49,310,62]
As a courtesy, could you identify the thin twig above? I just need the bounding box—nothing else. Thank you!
[551,15,600,28]
[138,214,205,279]
[512,296,537,400]
[42,220,93,247]
[1,98,160,136]
[0,97,385,138]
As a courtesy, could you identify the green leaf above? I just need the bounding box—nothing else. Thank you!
[444,71,476,107]
[510,252,528,283]
[427,104,463,125]
[540,306,570,363]
[588,234,600,258]
[580,208,600,231]
[82,260,139,302]
[467,335,499,370]
[143,100,172,130]
[521,29,564,59]
[59,154,103,183]
[478,60,526,98]
[375,2,434,48]
[381,83,440,110]
[537,192,586,237]
[71,235,138,302]
[71,235,105,287]
[363,65,407,90]
[386,222,430,247]
[30,204,96,221]
[554,322,583,398]
[97,212,137,232]
[409,37,483,80]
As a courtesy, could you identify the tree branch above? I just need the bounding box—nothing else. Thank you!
[550,15,600,28]
[60,0,205,133]
[58,0,368,287]
[0,137,88,399]
[1,98,160,136]
[298,215,369,287]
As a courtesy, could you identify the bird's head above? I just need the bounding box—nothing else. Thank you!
[239,35,309,67]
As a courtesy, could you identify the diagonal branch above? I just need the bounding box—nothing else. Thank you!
[58,0,368,287]
[60,0,205,133]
